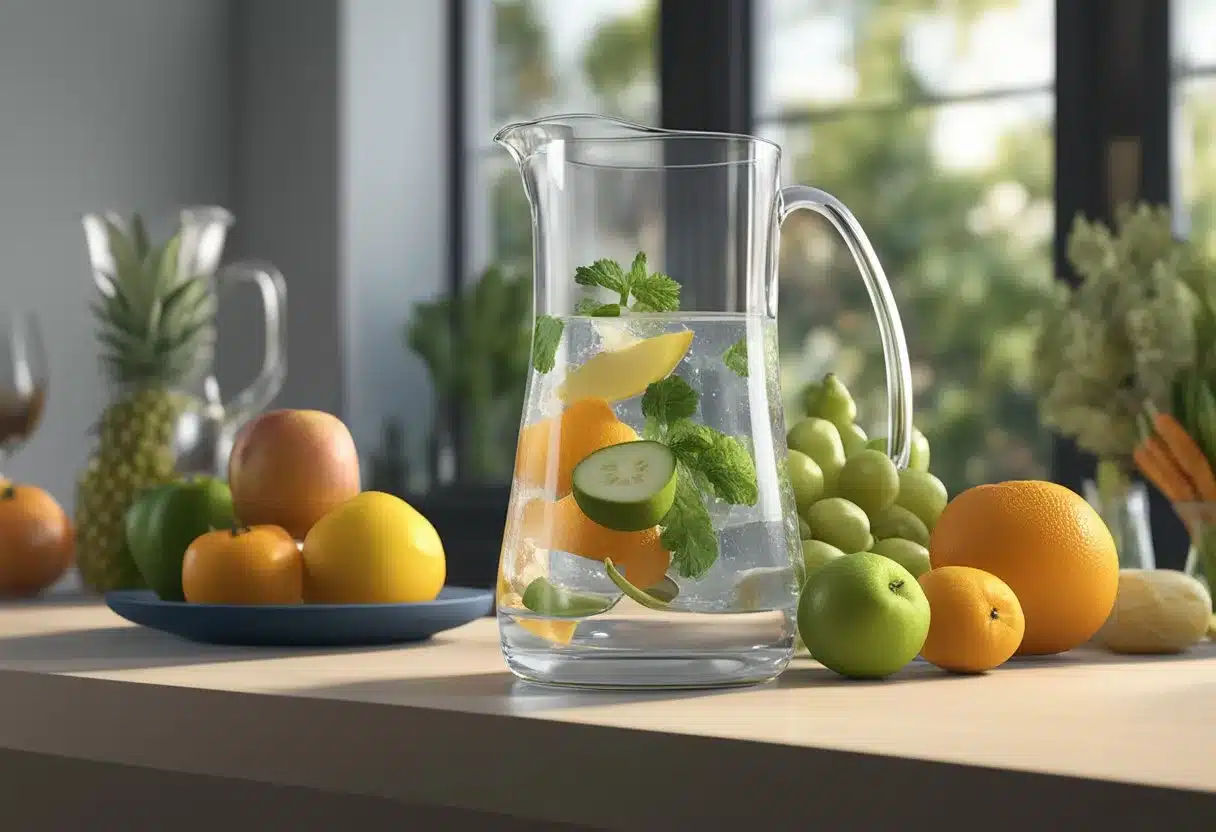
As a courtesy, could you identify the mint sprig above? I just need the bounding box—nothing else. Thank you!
[641,375,760,578]
[575,252,680,315]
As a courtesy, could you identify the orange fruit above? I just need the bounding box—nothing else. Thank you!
[182,525,303,605]
[545,494,671,589]
[918,566,1025,673]
[513,398,639,497]
[928,480,1117,655]
[0,483,74,597]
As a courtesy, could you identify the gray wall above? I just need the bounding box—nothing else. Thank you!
[0,0,233,508]
[226,0,344,418]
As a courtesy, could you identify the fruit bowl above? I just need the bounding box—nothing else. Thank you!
[104,586,493,647]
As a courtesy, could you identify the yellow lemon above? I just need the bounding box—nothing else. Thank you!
[556,330,693,404]
[302,491,445,604]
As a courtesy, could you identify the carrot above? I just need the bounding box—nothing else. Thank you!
[1134,441,1197,504]
[1151,411,1216,501]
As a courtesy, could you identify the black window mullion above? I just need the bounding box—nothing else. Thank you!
[1054,0,1179,565]
[447,0,467,486]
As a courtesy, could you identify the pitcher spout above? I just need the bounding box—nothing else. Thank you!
[493,113,669,165]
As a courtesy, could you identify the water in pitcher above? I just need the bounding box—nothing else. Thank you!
[497,311,803,688]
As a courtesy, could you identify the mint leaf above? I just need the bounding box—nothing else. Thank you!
[531,314,564,373]
[627,251,649,285]
[699,431,759,505]
[723,338,748,377]
[661,472,718,579]
[667,420,715,463]
[589,303,621,317]
[574,259,628,295]
[642,375,698,427]
[630,271,681,313]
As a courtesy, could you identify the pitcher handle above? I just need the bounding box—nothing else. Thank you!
[778,186,914,468]
[214,260,287,422]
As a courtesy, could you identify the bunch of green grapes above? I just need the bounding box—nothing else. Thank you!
[785,374,950,601]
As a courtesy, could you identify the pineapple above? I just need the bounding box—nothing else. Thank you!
[75,215,217,593]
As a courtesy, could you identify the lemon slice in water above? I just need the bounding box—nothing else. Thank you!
[556,329,693,404]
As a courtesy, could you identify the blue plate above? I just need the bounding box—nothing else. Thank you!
[104,587,495,647]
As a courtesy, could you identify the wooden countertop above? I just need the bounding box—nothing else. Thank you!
[0,590,1212,829]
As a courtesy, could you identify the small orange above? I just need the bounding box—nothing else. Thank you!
[182,525,303,605]
[513,398,639,497]
[0,483,74,597]
[918,566,1025,673]
[929,480,1118,655]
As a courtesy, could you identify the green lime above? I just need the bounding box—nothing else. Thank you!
[895,469,948,531]
[787,450,825,512]
[806,373,857,428]
[841,422,869,457]
[909,428,931,472]
[866,428,930,471]
[801,539,846,584]
[871,504,930,547]
[571,440,678,532]
[836,449,900,516]
[870,538,932,578]
[800,381,823,417]
[787,417,846,489]
[521,578,616,618]
[798,515,812,538]
[806,497,871,554]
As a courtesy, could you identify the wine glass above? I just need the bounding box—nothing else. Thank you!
[0,311,48,473]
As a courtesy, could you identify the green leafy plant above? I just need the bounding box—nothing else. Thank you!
[405,264,532,483]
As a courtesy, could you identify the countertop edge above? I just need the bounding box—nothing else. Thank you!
[0,668,1211,828]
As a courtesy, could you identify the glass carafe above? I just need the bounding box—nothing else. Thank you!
[82,206,287,479]
[495,115,913,689]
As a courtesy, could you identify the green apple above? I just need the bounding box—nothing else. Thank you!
[895,469,948,531]
[836,449,900,516]
[798,515,812,539]
[871,504,930,547]
[870,538,931,579]
[798,551,931,679]
[800,539,846,586]
[787,450,825,513]
[787,417,846,490]
[805,497,871,554]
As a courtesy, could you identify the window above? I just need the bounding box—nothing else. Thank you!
[1173,0,1216,254]
[446,0,660,486]
[466,0,659,276]
[754,0,1056,495]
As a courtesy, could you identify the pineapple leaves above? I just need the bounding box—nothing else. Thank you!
[92,215,217,387]
[130,214,151,261]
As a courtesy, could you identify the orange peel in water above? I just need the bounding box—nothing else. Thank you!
[513,398,639,497]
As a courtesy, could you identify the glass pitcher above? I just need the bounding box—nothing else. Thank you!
[82,206,287,478]
[494,115,913,689]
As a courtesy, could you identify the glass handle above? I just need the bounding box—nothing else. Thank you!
[214,260,288,423]
[778,185,914,468]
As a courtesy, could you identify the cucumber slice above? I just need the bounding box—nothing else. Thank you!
[521,578,617,618]
[605,559,674,610]
[571,440,678,531]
